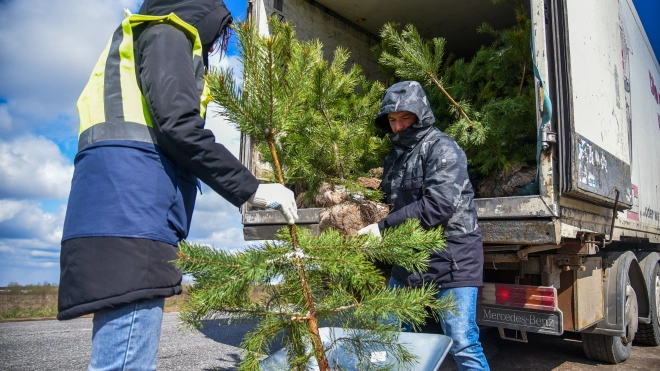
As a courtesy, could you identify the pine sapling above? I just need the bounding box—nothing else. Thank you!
[180,17,453,370]
[178,221,451,370]
[378,23,488,149]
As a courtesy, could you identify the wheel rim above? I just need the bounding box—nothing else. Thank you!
[623,283,638,344]
[655,276,660,323]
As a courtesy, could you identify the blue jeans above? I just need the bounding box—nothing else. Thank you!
[89,298,165,371]
[388,277,490,371]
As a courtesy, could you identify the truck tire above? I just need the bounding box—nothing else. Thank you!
[581,278,638,363]
[635,263,660,345]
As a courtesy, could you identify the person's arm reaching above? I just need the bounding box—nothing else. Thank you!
[136,24,297,223]
[137,24,257,206]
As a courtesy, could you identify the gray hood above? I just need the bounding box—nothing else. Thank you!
[376,81,436,149]
[375,80,436,133]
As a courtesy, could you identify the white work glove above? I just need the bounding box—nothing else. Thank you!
[357,223,381,239]
[247,183,299,224]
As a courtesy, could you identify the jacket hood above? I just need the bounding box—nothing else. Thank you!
[375,80,435,134]
[139,0,232,54]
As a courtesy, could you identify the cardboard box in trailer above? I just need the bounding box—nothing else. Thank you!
[239,0,660,363]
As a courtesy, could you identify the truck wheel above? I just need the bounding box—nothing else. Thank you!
[635,263,660,345]
[581,278,638,363]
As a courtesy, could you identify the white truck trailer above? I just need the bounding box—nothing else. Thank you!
[240,0,660,363]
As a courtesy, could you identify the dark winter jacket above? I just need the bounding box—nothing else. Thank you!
[375,81,483,289]
[58,0,259,320]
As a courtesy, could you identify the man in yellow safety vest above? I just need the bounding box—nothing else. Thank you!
[58,1,298,369]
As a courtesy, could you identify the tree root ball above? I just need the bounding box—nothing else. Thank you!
[319,200,389,237]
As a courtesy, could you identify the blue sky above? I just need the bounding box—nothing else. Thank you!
[0,0,658,286]
[633,0,660,58]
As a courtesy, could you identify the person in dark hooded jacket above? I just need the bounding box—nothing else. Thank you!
[59,1,298,369]
[358,81,489,371]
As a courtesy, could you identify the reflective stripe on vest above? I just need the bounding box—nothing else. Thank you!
[76,12,211,152]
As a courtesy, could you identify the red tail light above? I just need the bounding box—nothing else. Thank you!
[479,283,557,311]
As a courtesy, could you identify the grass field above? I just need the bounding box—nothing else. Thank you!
[0,286,59,320]
[0,284,191,320]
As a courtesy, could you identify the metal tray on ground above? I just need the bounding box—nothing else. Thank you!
[261,327,453,370]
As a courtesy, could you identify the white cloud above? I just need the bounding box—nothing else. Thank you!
[31,250,61,259]
[0,136,74,200]
[191,227,249,250]
[0,0,140,137]
[187,53,249,251]
[0,200,66,244]
[0,199,65,285]
[205,54,245,157]
[187,187,249,250]
[209,54,244,85]
[205,105,243,157]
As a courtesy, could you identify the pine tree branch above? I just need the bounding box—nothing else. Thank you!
[264,137,324,363]
[177,251,242,270]
[292,259,329,369]
[304,256,372,280]
[213,74,261,135]
[267,38,276,136]
[242,23,265,108]
[427,72,475,128]
[519,60,527,95]
[266,124,329,369]
[293,127,325,150]
[281,49,310,125]
[198,274,245,290]
[205,307,306,319]
[267,136,286,185]
[381,24,475,127]
[315,89,345,179]
[298,244,372,251]
[330,302,360,313]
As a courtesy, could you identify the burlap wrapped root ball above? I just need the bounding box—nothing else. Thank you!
[297,172,388,236]
[319,200,389,237]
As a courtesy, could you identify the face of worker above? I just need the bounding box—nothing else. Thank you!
[388,111,418,133]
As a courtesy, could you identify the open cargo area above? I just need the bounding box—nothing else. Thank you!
[243,0,557,245]
[242,0,660,245]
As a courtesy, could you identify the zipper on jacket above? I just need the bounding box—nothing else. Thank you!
[446,245,460,271]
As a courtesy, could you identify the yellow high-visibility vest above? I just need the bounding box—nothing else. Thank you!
[76,12,211,152]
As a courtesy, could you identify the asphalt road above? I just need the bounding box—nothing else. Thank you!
[1,313,659,370]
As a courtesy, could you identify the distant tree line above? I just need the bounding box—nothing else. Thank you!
[2,282,59,294]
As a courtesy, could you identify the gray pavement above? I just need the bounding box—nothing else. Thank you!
[451,327,660,370]
[0,313,250,370]
[1,312,659,370]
